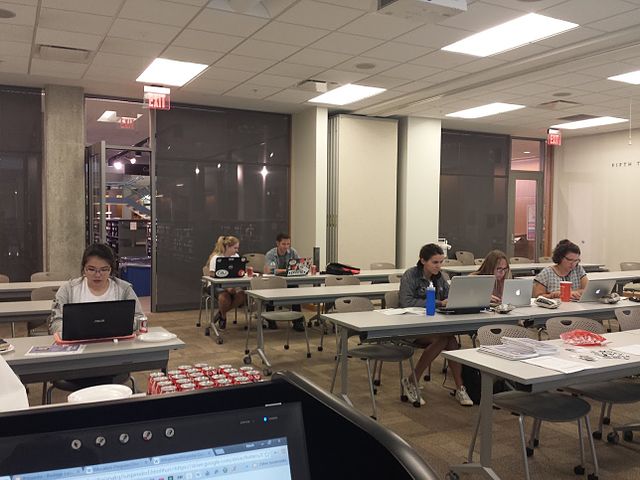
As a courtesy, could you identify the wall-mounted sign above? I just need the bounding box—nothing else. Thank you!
[119,117,136,129]
[144,85,171,110]
[547,128,561,146]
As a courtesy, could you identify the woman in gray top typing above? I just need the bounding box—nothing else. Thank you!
[399,244,473,407]
[533,239,588,300]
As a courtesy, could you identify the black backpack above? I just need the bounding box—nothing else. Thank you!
[325,262,361,275]
[461,365,508,405]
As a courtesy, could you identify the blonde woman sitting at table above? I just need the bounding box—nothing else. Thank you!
[207,235,246,329]
[471,250,511,304]
[533,239,588,300]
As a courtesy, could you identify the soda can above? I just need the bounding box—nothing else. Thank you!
[218,364,233,372]
[147,372,165,393]
[239,366,254,373]
[154,380,173,395]
[246,265,254,277]
[247,370,262,381]
[215,378,232,387]
[226,372,241,380]
[178,382,196,392]
[191,375,208,384]
[177,364,193,371]
[311,264,317,275]
[184,368,200,377]
[159,385,177,395]
[194,363,209,370]
[234,375,251,384]
[167,369,181,377]
[174,378,192,387]
[138,317,148,334]
[196,380,214,389]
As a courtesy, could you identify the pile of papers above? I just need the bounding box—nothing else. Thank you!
[380,307,425,315]
[479,337,559,360]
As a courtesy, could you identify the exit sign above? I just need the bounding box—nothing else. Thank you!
[547,128,561,146]
[144,85,171,110]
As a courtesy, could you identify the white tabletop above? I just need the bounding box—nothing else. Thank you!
[204,269,405,287]
[0,281,64,299]
[0,299,52,320]
[443,262,604,275]
[246,283,399,304]
[587,269,640,282]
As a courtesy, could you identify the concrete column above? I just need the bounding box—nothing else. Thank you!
[43,85,85,277]
[397,117,442,268]
[290,107,328,266]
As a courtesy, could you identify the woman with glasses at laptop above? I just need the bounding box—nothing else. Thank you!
[398,243,473,407]
[48,243,144,336]
[207,235,246,329]
[533,239,588,300]
[471,250,511,303]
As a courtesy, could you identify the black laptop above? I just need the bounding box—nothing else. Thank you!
[61,299,135,341]
[214,256,248,278]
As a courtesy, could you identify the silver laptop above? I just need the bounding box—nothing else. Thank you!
[502,278,534,307]
[437,275,495,314]
[576,279,616,303]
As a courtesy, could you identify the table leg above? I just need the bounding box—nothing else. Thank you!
[449,372,501,479]
[207,286,221,342]
[338,326,352,406]
[254,300,272,374]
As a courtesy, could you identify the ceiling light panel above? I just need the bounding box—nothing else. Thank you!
[446,102,525,119]
[608,70,640,85]
[308,84,386,106]
[550,116,628,129]
[136,58,208,87]
[442,13,578,57]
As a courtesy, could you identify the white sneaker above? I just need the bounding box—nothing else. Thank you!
[455,386,474,406]
[402,377,419,404]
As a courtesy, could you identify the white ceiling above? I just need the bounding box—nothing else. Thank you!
[2,0,640,137]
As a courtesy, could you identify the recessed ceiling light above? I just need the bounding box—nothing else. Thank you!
[608,70,640,85]
[552,92,572,97]
[355,62,376,70]
[442,13,578,57]
[446,102,525,119]
[308,84,386,106]
[136,58,208,87]
[550,116,628,130]
[523,151,531,154]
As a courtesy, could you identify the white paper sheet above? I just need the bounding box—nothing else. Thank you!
[612,344,640,356]
[522,356,593,373]
[379,307,425,315]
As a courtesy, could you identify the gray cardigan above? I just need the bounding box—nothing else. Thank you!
[49,276,144,334]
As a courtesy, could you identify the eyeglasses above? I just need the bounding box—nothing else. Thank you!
[563,256,581,264]
[85,266,111,275]
[495,267,509,273]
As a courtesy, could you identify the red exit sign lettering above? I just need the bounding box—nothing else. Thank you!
[143,86,171,110]
[547,128,561,146]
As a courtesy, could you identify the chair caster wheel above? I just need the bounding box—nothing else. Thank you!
[445,471,459,480]
[196,322,201,327]
[243,326,248,330]
[232,320,237,324]
[623,430,634,442]
[441,367,447,374]
[526,447,534,457]
[587,474,598,480]
[243,356,252,365]
[244,349,250,355]
[574,465,585,475]
[607,432,619,444]
[603,417,611,425]
[373,379,381,386]
[401,395,408,402]
[317,346,323,351]
[370,415,377,420]
[592,431,602,440]
[216,337,224,345]
[263,368,272,377]
[412,401,421,408]
[284,345,289,350]
[423,374,431,382]
[533,439,539,447]
[306,353,311,358]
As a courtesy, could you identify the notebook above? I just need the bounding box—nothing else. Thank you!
[437,275,495,314]
[60,299,135,342]
[502,278,534,307]
[576,279,616,303]
[214,256,248,278]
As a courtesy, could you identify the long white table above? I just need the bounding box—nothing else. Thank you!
[443,330,640,480]
[322,300,640,403]
[244,283,400,375]
[0,300,53,324]
[443,262,605,276]
[3,327,185,385]
[0,281,64,300]
[201,269,404,342]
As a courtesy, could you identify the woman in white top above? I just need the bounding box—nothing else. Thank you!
[206,235,246,329]
[49,243,143,335]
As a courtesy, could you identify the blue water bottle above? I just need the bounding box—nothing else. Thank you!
[426,283,436,316]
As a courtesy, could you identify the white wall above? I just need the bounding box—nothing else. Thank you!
[553,129,640,270]
[290,107,327,266]
[397,117,442,268]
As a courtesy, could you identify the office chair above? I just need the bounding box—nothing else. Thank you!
[455,251,475,265]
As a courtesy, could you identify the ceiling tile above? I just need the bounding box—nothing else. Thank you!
[286,48,350,68]
[315,69,369,84]
[0,0,38,5]
[214,54,277,72]
[39,8,113,35]
[410,50,468,68]
[119,0,200,27]
[224,83,281,99]
[502,82,561,96]
[172,29,244,53]
[182,76,237,94]
[363,41,430,63]
[438,1,522,32]
[539,72,601,87]
[0,24,32,44]
[265,88,318,103]
[43,0,123,15]
[100,37,165,57]
[30,58,88,78]
[83,64,137,82]
[493,43,552,62]
[200,66,256,82]
[395,24,469,49]
[92,52,154,70]
[587,8,640,32]
[0,55,28,74]
[310,32,383,55]
[578,62,637,78]
[277,0,364,30]
[252,21,329,47]
[339,12,421,40]
[537,26,605,49]
[36,28,103,50]
[189,8,268,36]
[0,2,36,26]
[206,0,295,17]
[109,18,181,43]
[424,69,467,84]
[454,57,505,73]
[164,0,208,5]
[394,79,436,93]
[263,61,324,78]
[380,63,440,80]
[335,56,398,75]
[480,0,569,12]
[312,0,373,11]
[358,74,410,89]
[231,39,300,61]
[249,73,297,88]
[541,0,636,25]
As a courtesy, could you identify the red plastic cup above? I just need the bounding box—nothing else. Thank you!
[560,281,572,302]
[247,266,254,277]
[311,264,317,275]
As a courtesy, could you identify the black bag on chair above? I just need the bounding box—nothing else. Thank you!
[325,262,361,275]
[461,365,507,405]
